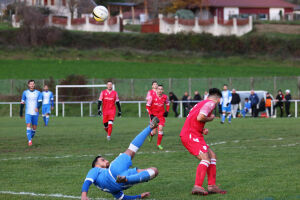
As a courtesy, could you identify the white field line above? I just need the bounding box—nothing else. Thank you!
[0,191,107,200]
[1,138,298,161]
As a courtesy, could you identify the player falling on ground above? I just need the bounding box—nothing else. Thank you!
[146,81,158,140]
[41,85,54,126]
[220,84,232,124]
[180,88,227,195]
[146,84,170,150]
[81,117,160,200]
[20,80,42,146]
[98,81,121,141]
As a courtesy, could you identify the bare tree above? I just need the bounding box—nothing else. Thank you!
[68,0,79,19]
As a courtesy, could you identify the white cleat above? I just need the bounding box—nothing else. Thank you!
[107,136,111,141]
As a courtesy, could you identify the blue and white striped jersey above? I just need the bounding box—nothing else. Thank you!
[42,91,54,105]
[21,90,42,115]
[221,90,232,106]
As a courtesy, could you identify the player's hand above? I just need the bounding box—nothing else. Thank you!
[163,111,168,117]
[98,110,102,116]
[118,111,122,117]
[226,103,229,107]
[208,114,215,121]
[150,114,155,120]
[141,192,150,198]
[203,128,209,135]
[34,108,38,112]
[81,192,89,200]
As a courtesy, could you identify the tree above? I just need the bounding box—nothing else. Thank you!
[68,0,79,19]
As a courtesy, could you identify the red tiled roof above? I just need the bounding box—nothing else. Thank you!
[201,0,296,8]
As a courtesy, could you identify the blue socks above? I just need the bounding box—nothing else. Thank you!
[26,128,32,141]
[126,171,150,184]
[129,126,152,152]
[43,116,46,125]
[46,116,49,126]
[228,114,232,123]
[221,114,225,123]
[31,129,36,138]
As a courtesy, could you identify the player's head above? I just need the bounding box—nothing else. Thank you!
[43,85,49,91]
[266,92,270,96]
[278,89,282,94]
[194,91,199,95]
[27,80,35,90]
[223,84,228,91]
[245,98,249,102]
[157,85,164,96]
[106,81,113,90]
[250,90,255,95]
[208,88,222,103]
[285,89,290,94]
[169,92,174,96]
[92,155,110,168]
[184,91,188,96]
[232,88,236,93]
[152,81,158,90]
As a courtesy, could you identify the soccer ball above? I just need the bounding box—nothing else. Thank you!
[93,6,109,22]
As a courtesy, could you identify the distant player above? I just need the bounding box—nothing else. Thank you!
[220,84,232,124]
[41,85,54,126]
[180,88,226,195]
[146,85,169,150]
[81,117,160,200]
[20,80,42,146]
[146,81,158,138]
[98,81,121,141]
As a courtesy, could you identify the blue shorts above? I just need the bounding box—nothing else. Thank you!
[25,114,39,125]
[222,105,231,113]
[42,104,51,115]
[110,153,138,179]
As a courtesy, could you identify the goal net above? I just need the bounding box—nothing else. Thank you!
[55,84,115,116]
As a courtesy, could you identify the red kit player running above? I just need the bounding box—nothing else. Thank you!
[180,88,227,195]
[146,81,158,137]
[98,81,121,141]
[146,85,170,150]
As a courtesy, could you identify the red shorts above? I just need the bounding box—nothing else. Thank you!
[103,114,115,123]
[150,116,165,127]
[180,134,209,156]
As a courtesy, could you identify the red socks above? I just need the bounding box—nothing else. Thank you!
[195,160,210,187]
[207,159,216,186]
[157,131,163,146]
[108,124,113,136]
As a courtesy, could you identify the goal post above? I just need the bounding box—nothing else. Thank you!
[55,84,115,117]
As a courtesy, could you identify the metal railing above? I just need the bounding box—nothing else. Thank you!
[0,100,299,118]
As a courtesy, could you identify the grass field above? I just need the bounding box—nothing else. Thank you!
[0,117,299,200]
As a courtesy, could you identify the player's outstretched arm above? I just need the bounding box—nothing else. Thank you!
[81,180,92,200]
[113,191,150,199]
[197,113,215,122]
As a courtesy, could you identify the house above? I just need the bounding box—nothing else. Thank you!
[195,0,297,21]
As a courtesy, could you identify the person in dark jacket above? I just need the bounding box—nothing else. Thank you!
[169,92,179,117]
[285,89,292,117]
[249,90,259,117]
[182,92,189,117]
[193,91,202,106]
[231,89,241,118]
[273,89,284,118]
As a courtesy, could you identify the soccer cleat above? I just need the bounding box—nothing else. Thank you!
[191,185,208,196]
[220,121,224,124]
[150,117,159,129]
[148,135,153,142]
[107,136,111,141]
[157,145,164,150]
[116,175,127,183]
[207,185,227,194]
[28,140,32,146]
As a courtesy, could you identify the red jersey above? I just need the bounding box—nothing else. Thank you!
[180,99,215,138]
[99,89,119,115]
[146,94,170,116]
[146,89,157,101]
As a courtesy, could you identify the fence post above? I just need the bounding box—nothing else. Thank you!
[208,78,212,88]
[188,78,192,95]
[274,76,277,95]
[10,79,13,95]
[138,102,141,118]
[131,79,134,97]
[81,102,83,117]
[10,103,12,117]
[180,101,183,118]
[229,77,232,89]
[250,77,254,89]
[89,102,92,117]
[92,79,95,98]
[62,102,65,117]
[42,79,45,86]
[295,101,298,118]
[298,76,300,99]
[169,78,172,92]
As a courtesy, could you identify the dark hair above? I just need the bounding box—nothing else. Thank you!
[152,81,157,85]
[28,80,35,84]
[92,156,102,168]
[223,84,228,87]
[208,88,222,98]
[107,81,113,84]
[158,84,163,87]
[245,98,249,100]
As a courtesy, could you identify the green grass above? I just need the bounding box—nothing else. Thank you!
[0,117,299,200]
[0,57,299,79]
[0,21,14,30]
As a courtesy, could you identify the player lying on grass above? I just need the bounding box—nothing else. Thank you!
[180,88,227,195]
[81,117,160,200]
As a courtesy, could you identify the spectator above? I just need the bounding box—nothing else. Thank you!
[273,89,284,118]
[169,92,179,117]
[258,98,266,114]
[187,96,194,111]
[285,89,292,117]
[242,98,251,118]
[193,91,202,103]
[231,89,241,118]
[203,91,208,100]
[265,92,272,117]
[249,90,259,117]
[182,92,189,117]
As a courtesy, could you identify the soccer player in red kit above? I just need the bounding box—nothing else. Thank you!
[98,81,121,141]
[180,88,227,195]
[146,85,169,150]
[146,81,158,138]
